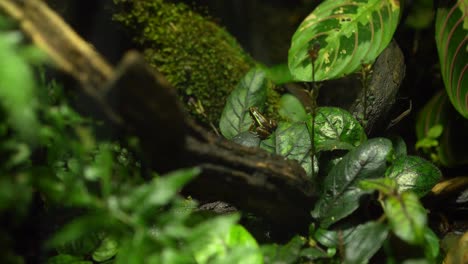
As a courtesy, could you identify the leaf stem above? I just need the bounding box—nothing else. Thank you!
[307,42,321,179]
[360,63,372,124]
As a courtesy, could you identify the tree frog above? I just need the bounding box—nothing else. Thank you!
[248,107,277,139]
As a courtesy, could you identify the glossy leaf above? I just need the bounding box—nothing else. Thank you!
[288,0,401,81]
[122,168,199,214]
[278,94,309,123]
[313,227,349,248]
[386,156,442,197]
[259,132,276,153]
[92,236,119,262]
[359,177,397,195]
[383,191,427,245]
[219,68,272,139]
[193,223,262,264]
[264,63,294,84]
[190,214,241,263]
[262,236,306,264]
[312,221,388,263]
[0,31,40,142]
[311,138,392,227]
[223,225,263,264]
[276,121,317,177]
[344,221,389,264]
[435,1,468,118]
[391,136,407,157]
[299,247,335,260]
[424,227,440,260]
[232,131,261,148]
[314,107,367,152]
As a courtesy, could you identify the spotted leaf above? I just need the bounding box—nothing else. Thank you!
[288,0,400,81]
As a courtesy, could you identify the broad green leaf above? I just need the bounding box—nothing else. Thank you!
[278,94,308,122]
[314,107,367,151]
[113,231,163,264]
[435,1,468,118]
[391,136,407,157]
[261,236,306,264]
[264,63,294,84]
[383,191,427,245]
[158,249,195,264]
[191,225,263,264]
[424,227,440,260]
[259,132,276,153]
[49,214,109,255]
[288,0,401,81]
[46,254,92,264]
[313,227,355,248]
[217,225,263,264]
[92,236,119,262]
[232,131,261,148]
[122,167,199,213]
[386,156,442,197]
[190,214,242,263]
[0,31,40,142]
[299,247,335,260]
[219,68,272,139]
[359,177,397,195]
[312,221,388,263]
[311,138,392,228]
[195,225,263,264]
[276,121,317,177]
[344,221,389,264]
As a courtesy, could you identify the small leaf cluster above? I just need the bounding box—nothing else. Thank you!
[220,68,367,178]
[219,65,443,262]
[0,22,263,264]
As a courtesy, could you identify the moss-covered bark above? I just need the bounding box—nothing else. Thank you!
[113,0,256,125]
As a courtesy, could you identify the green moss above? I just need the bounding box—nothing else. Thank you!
[113,0,255,124]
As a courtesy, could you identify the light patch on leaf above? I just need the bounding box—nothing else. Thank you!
[334,7,345,14]
[323,52,330,64]
[389,0,401,11]
[304,13,317,22]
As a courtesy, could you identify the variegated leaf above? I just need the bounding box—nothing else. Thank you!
[288,0,400,81]
[435,1,468,118]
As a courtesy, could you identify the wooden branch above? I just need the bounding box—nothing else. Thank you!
[1,0,317,230]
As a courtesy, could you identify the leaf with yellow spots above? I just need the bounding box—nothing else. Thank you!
[288,0,400,82]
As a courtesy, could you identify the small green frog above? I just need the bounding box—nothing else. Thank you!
[248,107,277,139]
